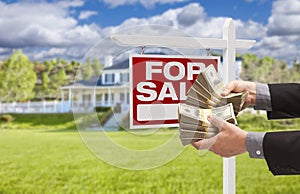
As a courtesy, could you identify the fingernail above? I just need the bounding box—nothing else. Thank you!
[221,89,227,95]
[207,114,211,121]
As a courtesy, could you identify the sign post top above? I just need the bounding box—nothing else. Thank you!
[111,19,255,50]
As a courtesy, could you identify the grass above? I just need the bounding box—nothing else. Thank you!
[0,113,300,193]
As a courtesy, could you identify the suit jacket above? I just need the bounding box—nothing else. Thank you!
[263,83,300,175]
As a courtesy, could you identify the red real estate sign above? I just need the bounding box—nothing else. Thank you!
[130,54,219,129]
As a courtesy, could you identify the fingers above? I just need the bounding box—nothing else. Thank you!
[191,137,216,150]
[207,115,225,131]
[221,80,239,96]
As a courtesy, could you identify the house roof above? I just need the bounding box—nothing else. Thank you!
[104,59,129,70]
[73,76,102,87]
[62,54,242,89]
[104,52,167,70]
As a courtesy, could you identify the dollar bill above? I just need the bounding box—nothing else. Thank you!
[197,64,223,97]
[202,64,224,95]
[178,103,237,125]
[179,130,217,146]
[190,80,212,99]
[179,122,219,133]
[179,129,216,139]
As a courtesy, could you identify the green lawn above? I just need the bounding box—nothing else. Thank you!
[0,113,300,193]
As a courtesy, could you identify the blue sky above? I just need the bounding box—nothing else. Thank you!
[0,0,299,64]
[76,0,272,27]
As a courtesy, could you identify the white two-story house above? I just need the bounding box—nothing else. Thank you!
[60,59,130,112]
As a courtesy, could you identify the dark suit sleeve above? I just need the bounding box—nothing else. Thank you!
[267,83,300,119]
[263,131,300,175]
[263,83,300,175]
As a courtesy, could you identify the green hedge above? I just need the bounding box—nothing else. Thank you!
[94,106,111,112]
[97,108,113,126]
[0,114,14,123]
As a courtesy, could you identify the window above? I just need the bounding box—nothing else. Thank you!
[105,73,115,83]
[82,94,91,104]
[120,73,129,83]
[104,93,114,104]
[83,94,91,101]
[120,93,125,102]
[96,94,102,102]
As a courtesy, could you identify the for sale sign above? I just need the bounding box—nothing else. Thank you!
[130,54,219,129]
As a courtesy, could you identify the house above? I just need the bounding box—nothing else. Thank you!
[60,58,130,113]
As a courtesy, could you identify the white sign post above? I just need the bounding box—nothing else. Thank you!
[112,18,255,194]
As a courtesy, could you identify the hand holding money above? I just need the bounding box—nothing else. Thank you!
[178,65,245,146]
[178,103,237,145]
[191,115,248,157]
[221,80,256,110]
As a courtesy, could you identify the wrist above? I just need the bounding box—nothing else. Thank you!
[246,81,256,106]
[241,131,248,153]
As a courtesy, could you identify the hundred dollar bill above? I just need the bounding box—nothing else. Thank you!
[197,64,224,98]
[185,95,216,109]
[178,103,237,125]
[190,80,212,100]
[211,91,248,115]
[179,122,219,133]
[187,87,218,107]
[179,129,216,139]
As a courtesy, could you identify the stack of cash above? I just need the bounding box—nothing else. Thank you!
[178,64,247,146]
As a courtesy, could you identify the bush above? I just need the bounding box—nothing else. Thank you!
[98,108,113,126]
[94,106,111,112]
[0,114,14,123]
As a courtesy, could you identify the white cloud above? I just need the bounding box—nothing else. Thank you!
[103,0,188,9]
[267,0,300,36]
[0,1,101,49]
[250,0,300,63]
[79,10,98,20]
[57,0,85,8]
[103,3,265,41]
[1,1,300,65]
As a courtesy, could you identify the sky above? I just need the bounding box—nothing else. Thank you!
[0,0,300,65]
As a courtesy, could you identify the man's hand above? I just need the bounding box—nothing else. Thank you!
[222,80,256,110]
[192,115,247,158]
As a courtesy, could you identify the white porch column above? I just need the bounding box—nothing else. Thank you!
[108,88,112,106]
[93,87,96,107]
[124,88,127,105]
[101,92,105,106]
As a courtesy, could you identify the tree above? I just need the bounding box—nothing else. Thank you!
[240,54,259,81]
[48,68,67,98]
[82,58,93,80]
[0,50,37,102]
[92,59,103,76]
[240,54,293,83]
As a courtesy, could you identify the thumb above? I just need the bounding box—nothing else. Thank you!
[207,115,225,131]
[192,137,216,150]
[221,81,237,96]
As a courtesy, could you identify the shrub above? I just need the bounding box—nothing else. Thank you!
[98,108,113,126]
[94,106,111,112]
[0,114,14,123]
